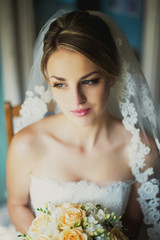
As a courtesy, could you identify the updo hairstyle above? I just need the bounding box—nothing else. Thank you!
[41,10,120,80]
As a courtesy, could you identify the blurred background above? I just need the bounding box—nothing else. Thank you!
[0,0,160,224]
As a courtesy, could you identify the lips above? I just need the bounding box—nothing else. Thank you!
[71,107,92,117]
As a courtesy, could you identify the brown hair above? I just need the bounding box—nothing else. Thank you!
[41,10,120,80]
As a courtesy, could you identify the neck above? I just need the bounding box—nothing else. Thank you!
[65,112,112,152]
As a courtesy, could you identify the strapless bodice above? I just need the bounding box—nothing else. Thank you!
[30,175,134,217]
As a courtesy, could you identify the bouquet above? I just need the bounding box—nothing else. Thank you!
[18,202,128,240]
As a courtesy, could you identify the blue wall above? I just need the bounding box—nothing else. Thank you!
[34,0,76,33]
[100,0,144,58]
[0,53,8,204]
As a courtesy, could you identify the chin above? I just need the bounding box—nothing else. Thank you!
[71,116,100,127]
[65,110,105,127]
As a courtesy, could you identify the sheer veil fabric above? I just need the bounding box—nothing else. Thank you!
[15,10,160,239]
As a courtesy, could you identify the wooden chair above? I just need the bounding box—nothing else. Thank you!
[4,101,22,145]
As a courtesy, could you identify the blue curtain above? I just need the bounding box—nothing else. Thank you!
[0,52,8,204]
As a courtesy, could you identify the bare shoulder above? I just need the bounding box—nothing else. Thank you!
[7,122,41,176]
[8,121,42,156]
[7,113,64,163]
[6,115,58,206]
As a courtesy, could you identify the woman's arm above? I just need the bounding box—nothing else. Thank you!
[6,132,35,234]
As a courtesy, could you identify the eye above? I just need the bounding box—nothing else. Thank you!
[52,83,66,89]
[81,79,100,85]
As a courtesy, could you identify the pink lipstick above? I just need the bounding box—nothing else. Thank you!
[71,108,92,117]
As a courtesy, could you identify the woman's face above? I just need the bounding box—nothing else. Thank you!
[47,48,113,126]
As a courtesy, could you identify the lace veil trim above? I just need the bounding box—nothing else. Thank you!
[13,10,160,239]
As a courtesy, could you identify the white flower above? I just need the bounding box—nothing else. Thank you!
[85,223,103,237]
[22,202,126,240]
[84,202,97,211]
[47,219,59,238]
[97,209,105,221]
[88,215,98,224]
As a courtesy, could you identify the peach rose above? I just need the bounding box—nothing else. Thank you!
[60,203,82,211]
[30,213,51,233]
[33,233,53,240]
[110,227,129,240]
[59,203,86,230]
[59,228,87,240]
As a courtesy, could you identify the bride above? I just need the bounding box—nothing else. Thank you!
[6,10,160,240]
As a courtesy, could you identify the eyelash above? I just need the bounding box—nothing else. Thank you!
[81,78,100,85]
[52,78,100,89]
[52,83,66,88]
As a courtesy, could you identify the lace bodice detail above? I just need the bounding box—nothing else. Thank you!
[30,175,133,217]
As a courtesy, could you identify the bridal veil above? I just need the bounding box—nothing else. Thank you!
[14,10,160,239]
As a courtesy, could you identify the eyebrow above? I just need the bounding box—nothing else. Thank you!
[49,71,100,81]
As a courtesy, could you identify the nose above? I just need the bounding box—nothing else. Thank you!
[72,85,86,106]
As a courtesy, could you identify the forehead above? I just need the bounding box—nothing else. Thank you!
[46,47,99,77]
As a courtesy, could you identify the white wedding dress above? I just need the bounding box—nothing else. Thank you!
[0,175,134,240]
[1,10,160,240]
[30,175,134,217]
[29,176,148,240]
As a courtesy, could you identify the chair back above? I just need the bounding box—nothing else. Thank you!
[4,101,21,145]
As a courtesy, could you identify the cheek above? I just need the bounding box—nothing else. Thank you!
[94,86,110,103]
[51,90,62,104]
[51,90,69,110]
